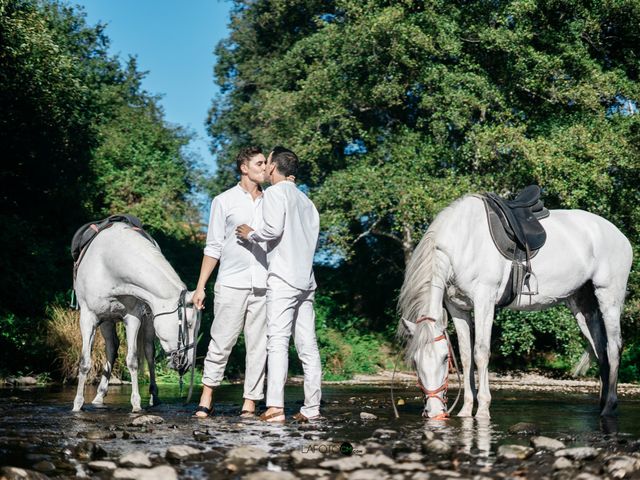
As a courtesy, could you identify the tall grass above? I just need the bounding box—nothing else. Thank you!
[45,305,126,382]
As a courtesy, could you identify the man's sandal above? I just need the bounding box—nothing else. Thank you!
[292,412,322,423]
[193,405,213,418]
[259,410,285,423]
[240,409,256,418]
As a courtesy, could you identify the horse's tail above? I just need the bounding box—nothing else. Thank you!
[136,314,147,381]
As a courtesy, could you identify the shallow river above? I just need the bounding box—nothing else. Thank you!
[1,383,639,477]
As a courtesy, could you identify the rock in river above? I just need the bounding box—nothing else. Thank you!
[225,446,269,468]
[507,422,540,435]
[166,445,202,462]
[497,444,534,460]
[360,412,377,421]
[530,436,565,452]
[112,465,177,480]
[554,447,599,460]
[131,415,164,426]
[118,450,152,468]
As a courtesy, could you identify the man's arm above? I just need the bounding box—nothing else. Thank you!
[236,188,285,242]
[192,255,218,310]
[193,197,224,309]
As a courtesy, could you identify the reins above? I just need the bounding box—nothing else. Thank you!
[392,315,462,420]
[153,289,200,403]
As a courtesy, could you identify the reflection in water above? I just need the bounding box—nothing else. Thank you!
[600,415,619,435]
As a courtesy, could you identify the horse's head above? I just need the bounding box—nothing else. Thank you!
[402,314,451,420]
[153,290,201,376]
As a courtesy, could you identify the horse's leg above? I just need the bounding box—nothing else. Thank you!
[73,307,98,412]
[123,313,143,412]
[142,313,159,407]
[473,287,496,419]
[447,303,476,417]
[566,285,609,406]
[593,284,624,416]
[92,321,119,406]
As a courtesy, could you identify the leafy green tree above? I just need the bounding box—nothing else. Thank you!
[0,0,201,373]
[208,0,640,375]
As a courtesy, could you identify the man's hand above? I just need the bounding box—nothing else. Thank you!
[236,224,254,240]
[192,288,206,310]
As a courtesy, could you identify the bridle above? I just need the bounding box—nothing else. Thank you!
[153,289,201,401]
[414,315,461,420]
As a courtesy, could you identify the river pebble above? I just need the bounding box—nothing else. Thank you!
[361,453,395,468]
[0,466,49,480]
[131,415,164,426]
[605,455,640,477]
[319,456,364,471]
[290,449,323,466]
[421,438,452,455]
[555,446,600,460]
[497,444,534,460]
[530,435,566,451]
[225,446,269,467]
[73,441,106,461]
[87,460,118,471]
[342,468,388,479]
[360,412,377,420]
[118,450,152,468]
[81,430,116,440]
[372,429,398,439]
[296,467,332,478]
[112,465,178,480]
[252,472,299,480]
[553,456,574,470]
[507,422,540,435]
[165,445,201,462]
[31,461,55,474]
[390,462,426,471]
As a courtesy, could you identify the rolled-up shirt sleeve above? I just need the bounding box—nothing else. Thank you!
[249,188,285,243]
[204,197,225,259]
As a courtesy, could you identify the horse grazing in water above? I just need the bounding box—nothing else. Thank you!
[398,191,632,419]
[72,222,201,412]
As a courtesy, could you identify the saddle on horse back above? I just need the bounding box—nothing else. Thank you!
[71,214,154,279]
[481,185,550,306]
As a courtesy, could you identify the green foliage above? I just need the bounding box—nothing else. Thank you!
[0,0,201,374]
[494,307,585,373]
[210,0,640,380]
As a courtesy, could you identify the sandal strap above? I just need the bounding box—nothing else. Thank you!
[193,405,212,416]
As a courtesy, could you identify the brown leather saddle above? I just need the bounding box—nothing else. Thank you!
[71,214,154,279]
[481,185,550,307]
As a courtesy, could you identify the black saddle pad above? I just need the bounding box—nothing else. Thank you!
[482,186,550,260]
[71,214,147,262]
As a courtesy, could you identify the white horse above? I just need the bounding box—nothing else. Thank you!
[72,223,201,412]
[398,193,632,419]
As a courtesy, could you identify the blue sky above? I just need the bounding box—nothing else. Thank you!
[75,0,232,173]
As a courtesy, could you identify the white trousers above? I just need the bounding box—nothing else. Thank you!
[202,283,267,400]
[266,275,322,417]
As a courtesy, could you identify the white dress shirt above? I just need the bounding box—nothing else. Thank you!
[248,181,319,290]
[204,184,268,289]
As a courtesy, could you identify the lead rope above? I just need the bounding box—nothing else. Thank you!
[390,347,404,419]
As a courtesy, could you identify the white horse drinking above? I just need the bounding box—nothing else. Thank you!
[72,223,201,412]
[398,192,632,419]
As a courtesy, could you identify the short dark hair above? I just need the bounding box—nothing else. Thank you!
[236,146,263,173]
[270,146,299,177]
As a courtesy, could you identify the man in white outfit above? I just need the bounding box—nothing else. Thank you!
[192,146,268,418]
[236,146,322,423]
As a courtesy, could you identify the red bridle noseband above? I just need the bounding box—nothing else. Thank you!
[414,315,458,420]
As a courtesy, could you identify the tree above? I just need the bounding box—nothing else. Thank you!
[208,0,639,372]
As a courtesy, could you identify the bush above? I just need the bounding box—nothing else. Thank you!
[45,305,127,382]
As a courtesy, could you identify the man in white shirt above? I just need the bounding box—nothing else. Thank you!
[192,146,268,418]
[236,147,322,423]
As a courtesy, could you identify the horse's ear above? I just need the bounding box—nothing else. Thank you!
[185,290,195,306]
[402,318,416,336]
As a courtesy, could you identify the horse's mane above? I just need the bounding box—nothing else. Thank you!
[397,195,470,360]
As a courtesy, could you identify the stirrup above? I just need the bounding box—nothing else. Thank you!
[521,271,539,296]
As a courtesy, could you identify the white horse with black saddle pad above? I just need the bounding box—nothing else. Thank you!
[398,191,632,419]
[72,222,200,412]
